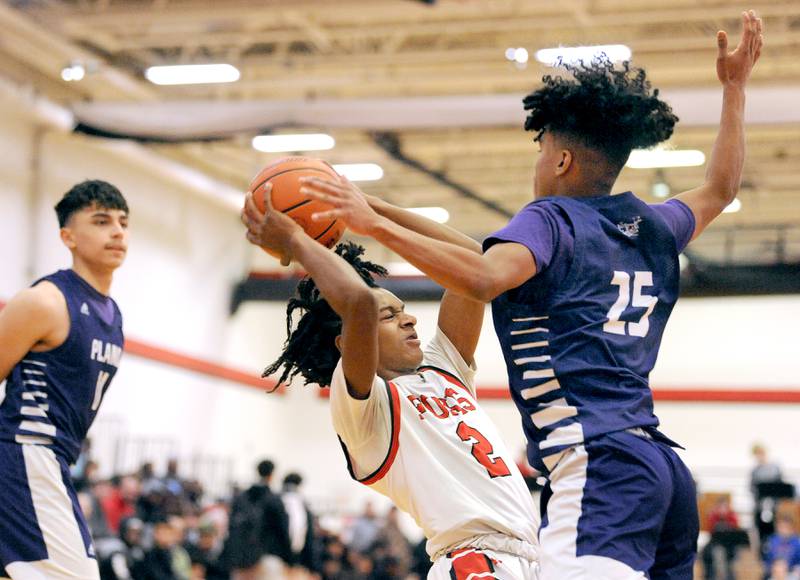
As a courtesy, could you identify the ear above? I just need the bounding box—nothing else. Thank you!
[59,227,77,250]
[556,149,573,176]
[334,334,343,354]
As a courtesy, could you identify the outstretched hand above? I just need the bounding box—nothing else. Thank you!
[716,10,763,88]
[240,184,302,266]
[299,176,383,237]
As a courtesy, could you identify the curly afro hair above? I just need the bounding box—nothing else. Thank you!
[523,55,678,168]
[263,241,387,390]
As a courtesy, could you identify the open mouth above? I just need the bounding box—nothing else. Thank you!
[406,334,420,346]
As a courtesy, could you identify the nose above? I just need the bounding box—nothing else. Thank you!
[400,312,416,328]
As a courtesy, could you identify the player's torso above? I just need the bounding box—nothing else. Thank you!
[0,270,124,463]
[365,367,539,555]
[493,194,681,471]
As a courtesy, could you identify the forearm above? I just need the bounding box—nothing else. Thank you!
[370,217,495,301]
[705,86,746,203]
[287,233,374,316]
[370,198,482,253]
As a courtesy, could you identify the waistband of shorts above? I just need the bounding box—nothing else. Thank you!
[432,533,538,563]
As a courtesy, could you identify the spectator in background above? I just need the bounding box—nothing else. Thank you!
[375,507,411,577]
[764,516,800,578]
[138,462,168,523]
[163,458,185,497]
[752,443,787,545]
[348,502,380,555]
[281,472,319,578]
[185,520,229,580]
[98,516,146,580]
[223,459,292,580]
[103,475,140,535]
[768,558,800,580]
[409,538,431,579]
[701,496,743,580]
[752,444,784,492]
[168,515,193,580]
[140,517,188,580]
[78,485,112,541]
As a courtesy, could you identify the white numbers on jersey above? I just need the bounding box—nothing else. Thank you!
[91,370,110,411]
[603,270,659,338]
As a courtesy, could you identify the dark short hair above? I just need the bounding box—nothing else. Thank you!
[55,180,129,227]
[283,472,303,487]
[257,459,275,478]
[523,56,678,170]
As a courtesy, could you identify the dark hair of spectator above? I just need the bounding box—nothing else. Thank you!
[283,472,303,488]
[257,459,275,478]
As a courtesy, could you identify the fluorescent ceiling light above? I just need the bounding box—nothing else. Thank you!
[505,47,529,64]
[626,149,705,169]
[61,63,85,82]
[386,262,424,276]
[252,134,335,153]
[723,198,742,214]
[332,163,384,182]
[145,64,240,86]
[535,44,631,66]
[407,206,450,224]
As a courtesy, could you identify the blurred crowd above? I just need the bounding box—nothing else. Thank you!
[71,445,432,580]
[73,441,800,580]
[699,444,800,580]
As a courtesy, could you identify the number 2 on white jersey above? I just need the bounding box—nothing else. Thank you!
[456,421,512,478]
[603,270,658,338]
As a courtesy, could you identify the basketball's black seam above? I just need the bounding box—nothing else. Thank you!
[314,219,338,241]
[283,199,312,213]
[251,166,336,195]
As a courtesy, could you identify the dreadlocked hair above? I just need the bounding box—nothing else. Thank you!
[263,241,388,390]
[523,55,678,169]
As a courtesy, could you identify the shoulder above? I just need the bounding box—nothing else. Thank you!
[6,282,66,320]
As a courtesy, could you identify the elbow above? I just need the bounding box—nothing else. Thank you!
[468,273,502,303]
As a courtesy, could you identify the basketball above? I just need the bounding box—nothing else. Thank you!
[248,156,345,251]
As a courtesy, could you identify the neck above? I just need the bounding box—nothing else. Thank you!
[379,366,418,382]
[556,180,613,198]
[72,261,114,296]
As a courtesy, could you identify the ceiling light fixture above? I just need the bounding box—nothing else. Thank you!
[407,207,450,224]
[535,44,632,66]
[61,62,85,82]
[252,133,335,153]
[145,64,240,86]
[626,149,705,169]
[332,163,384,182]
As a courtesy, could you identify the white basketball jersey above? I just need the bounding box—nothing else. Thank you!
[330,329,539,558]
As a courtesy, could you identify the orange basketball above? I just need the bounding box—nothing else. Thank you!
[248,156,346,254]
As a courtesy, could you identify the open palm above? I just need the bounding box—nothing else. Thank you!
[716,10,763,87]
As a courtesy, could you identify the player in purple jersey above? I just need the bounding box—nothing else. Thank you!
[0,180,128,579]
[299,10,763,580]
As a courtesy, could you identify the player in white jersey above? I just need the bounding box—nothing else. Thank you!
[242,188,539,580]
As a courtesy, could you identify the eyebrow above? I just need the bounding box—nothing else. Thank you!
[379,305,404,313]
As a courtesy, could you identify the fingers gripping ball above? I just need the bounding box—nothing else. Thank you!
[249,156,346,251]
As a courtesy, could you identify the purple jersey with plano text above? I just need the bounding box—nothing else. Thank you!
[484,193,695,474]
[0,269,124,464]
